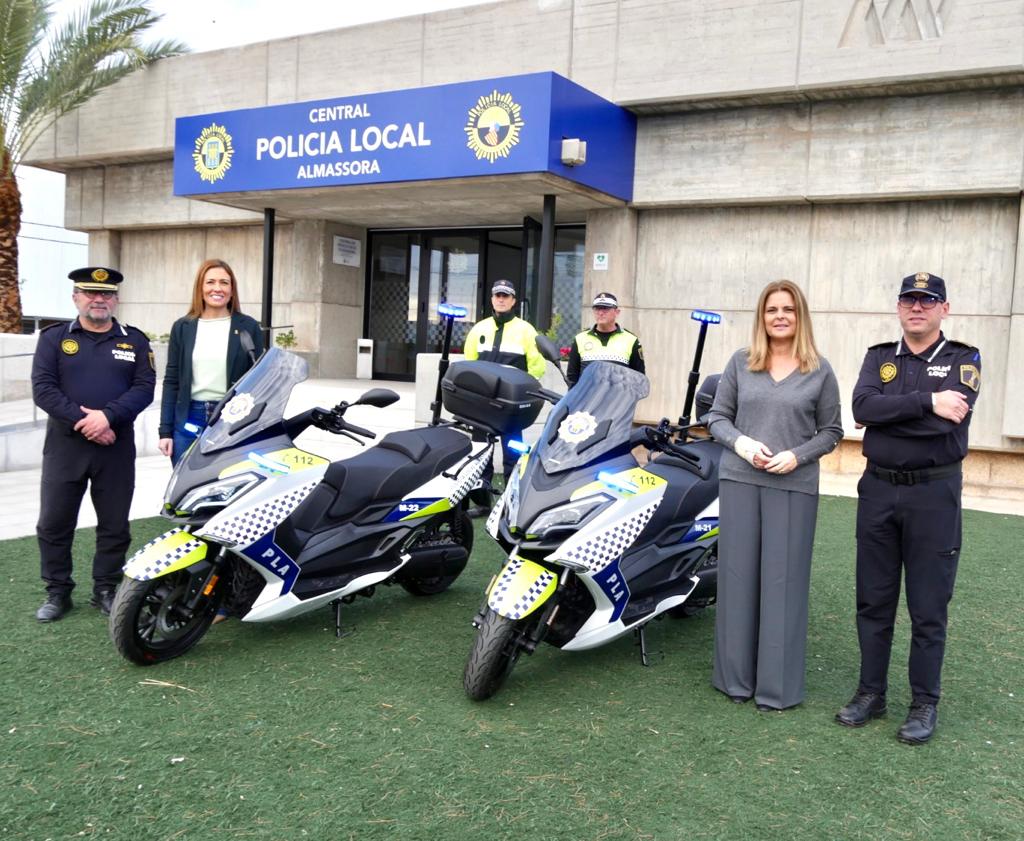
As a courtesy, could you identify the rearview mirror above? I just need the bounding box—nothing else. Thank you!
[535,334,561,365]
[355,388,400,408]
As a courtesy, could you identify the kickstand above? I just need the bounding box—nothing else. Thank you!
[634,625,649,667]
[331,600,353,639]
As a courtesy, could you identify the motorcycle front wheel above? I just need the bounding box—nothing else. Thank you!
[109,571,222,665]
[463,609,527,701]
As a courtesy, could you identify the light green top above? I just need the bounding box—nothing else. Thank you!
[190,316,231,400]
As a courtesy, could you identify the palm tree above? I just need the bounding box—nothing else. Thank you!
[0,0,186,333]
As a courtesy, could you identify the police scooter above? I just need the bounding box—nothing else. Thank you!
[459,310,724,700]
[109,304,509,665]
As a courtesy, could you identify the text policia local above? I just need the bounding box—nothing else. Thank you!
[255,122,431,161]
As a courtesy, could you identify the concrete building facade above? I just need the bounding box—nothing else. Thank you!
[23,0,1024,502]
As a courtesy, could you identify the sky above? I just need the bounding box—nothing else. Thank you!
[19,0,490,314]
[51,0,490,53]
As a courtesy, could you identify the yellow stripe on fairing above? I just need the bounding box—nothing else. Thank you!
[219,447,327,478]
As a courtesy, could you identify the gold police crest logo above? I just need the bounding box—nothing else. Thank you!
[61,339,79,355]
[465,91,524,163]
[193,123,234,184]
[880,362,897,383]
[914,272,930,289]
[91,268,109,282]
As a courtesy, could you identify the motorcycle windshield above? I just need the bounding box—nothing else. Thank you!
[198,347,308,455]
[533,362,649,474]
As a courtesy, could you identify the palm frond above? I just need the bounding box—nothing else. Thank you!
[5,0,188,168]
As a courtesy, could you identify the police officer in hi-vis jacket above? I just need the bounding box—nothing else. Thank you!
[566,291,645,387]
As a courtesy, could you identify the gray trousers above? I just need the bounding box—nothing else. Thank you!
[712,479,819,709]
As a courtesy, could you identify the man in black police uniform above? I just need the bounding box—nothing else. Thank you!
[566,291,645,387]
[31,267,155,621]
[836,271,980,744]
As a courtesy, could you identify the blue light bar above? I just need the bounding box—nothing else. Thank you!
[691,309,722,324]
[247,451,291,474]
[598,470,638,495]
[507,439,531,455]
[438,302,468,319]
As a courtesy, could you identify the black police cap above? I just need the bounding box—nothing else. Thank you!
[69,266,123,292]
[899,271,946,301]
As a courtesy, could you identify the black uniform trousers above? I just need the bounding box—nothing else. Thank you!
[854,469,962,706]
[37,424,136,597]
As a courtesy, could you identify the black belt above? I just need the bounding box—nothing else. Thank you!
[867,461,961,486]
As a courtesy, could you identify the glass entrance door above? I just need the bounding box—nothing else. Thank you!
[366,232,482,378]
[419,234,481,357]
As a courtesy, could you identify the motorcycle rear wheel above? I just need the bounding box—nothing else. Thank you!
[464,609,525,701]
[399,511,474,596]
[110,571,222,665]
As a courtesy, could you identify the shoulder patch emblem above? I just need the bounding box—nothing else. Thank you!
[879,362,897,383]
[61,339,79,355]
[960,364,980,392]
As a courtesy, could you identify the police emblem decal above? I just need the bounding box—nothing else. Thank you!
[61,339,79,355]
[558,411,598,444]
[914,272,930,289]
[465,90,524,163]
[223,392,256,424]
[959,364,980,392]
[193,123,234,184]
[880,362,897,383]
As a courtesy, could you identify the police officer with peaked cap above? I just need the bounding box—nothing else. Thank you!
[463,279,546,493]
[566,291,645,387]
[835,271,980,744]
[31,267,155,621]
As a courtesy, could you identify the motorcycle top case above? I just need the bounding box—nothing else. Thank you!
[441,360,544,436]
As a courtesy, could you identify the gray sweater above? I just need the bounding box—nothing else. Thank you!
[706,349,844,495]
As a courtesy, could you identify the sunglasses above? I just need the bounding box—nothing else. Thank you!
[897,294,940,310]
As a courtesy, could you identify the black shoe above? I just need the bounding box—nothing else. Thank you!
[89,589,116,616]
[36,594,73,622]
[835,691,887,727]
[897,703,937,744]
[728,695,752,704]
[466,505,491,519]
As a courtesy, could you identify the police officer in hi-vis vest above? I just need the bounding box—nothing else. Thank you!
[566,291,645,387]
[463,279,546,487]
[835,271,980,745]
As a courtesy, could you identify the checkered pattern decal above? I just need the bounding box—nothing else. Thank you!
[485,487,505,536]
[126,529,206,581]
[488,558,556,620]
[580,348,631,363]
[559,499,661,574]
[205,480,320,546]
[447,450,489,506]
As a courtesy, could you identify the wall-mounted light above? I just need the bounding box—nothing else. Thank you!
[561,138,587,167]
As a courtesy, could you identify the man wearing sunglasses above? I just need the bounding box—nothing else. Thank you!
[30,267,155,622]
[836,272,981,744]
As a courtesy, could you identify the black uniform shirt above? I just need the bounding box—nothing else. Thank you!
[31,318,156,432]
[852,332,980,470]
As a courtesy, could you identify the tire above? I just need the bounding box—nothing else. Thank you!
[400,511,474,596]
[463,609,525,701]
[109,571,222,665]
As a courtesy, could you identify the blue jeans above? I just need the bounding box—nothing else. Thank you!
[171,400,218,466]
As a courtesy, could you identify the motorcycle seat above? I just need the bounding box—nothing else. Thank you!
[320,426,471,522]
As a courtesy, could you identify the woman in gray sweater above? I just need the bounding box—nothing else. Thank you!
[706,279,843,711]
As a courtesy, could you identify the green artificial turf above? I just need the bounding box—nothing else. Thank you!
[1,497,1021,840]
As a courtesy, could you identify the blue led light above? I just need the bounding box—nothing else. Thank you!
[598,470,638,495]
[438,302,468,318]
[507,439,531,455]
[247,451,291,474]
[691,309,722,324]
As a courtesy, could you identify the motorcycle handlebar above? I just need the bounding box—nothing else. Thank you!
[341,420,376,439]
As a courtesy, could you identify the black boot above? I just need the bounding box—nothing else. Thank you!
[835,691,887,727]
[897,703,937,744]
[36,594,74,622]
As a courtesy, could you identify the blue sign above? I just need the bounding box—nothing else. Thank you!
[173,72,635,201]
